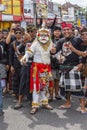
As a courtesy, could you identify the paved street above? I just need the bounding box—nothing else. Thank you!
[0,94,87,130]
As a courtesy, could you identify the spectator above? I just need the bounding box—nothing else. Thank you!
[49,26,63,101]
[74,29,81,38]
[51,22,87,114]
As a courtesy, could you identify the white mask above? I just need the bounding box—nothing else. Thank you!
[37,32,50,44]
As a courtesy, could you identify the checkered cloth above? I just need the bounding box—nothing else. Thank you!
[59,69,82,92]
[0,64,7,79]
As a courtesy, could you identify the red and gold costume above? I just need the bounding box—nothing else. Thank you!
[21,27,53,108]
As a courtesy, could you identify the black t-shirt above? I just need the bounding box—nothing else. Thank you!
[0,41,7,64]
[10,35,16,43]
[51,38,60,69]
[81,44,87,64]
[55,36,83,66]
[0,46,2,61]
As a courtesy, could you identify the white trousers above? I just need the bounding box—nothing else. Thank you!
[32,83,48,108]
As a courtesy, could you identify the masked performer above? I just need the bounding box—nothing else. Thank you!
[21,27,53,114]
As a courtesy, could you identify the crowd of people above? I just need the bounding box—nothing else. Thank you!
[0,18,87,116]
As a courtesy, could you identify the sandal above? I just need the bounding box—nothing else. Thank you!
[14,103,23,110]
[55,95,61,100]
[48,97,53,102]
[80,110,87,114]
[30,108,38,114]
[58,104,71,109]
[42,104,53,110]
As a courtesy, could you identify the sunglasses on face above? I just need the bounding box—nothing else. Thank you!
[27,30,33,33]
[15,32,21,34]
[3,32,8,35]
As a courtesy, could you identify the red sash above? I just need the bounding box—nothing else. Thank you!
[30,62,53,92]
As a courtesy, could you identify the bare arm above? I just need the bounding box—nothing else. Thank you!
[68,43,87,57]
[6,32,12,44]
[6,24,15,44]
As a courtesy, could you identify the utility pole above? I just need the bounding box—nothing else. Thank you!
[86,7,87,26]
[33,0,37,27]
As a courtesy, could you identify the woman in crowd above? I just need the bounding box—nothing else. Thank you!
[49,25,63,101]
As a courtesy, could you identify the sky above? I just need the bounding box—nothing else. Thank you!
[52,0,87,7]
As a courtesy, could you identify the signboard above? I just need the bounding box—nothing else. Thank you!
[21,21,27,30]
[48,1,53,11]
[53,3,59,16]
[0,4,5,11]
[2,0,12,14]
[47,12,55,19]
[24,18,34,23]
[47,18,61,24]
[62,14,75,22]
[13,0,21,16]
[2,15,13,21]
[68,7,74,17]
[81,18,86,26]
[24,0,34,18]
[36,3,48,18]
[35,0,48,5]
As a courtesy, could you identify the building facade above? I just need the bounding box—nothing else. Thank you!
[0,0,23,29]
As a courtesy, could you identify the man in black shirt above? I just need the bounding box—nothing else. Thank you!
[51,22,87,113]
[9,27,23,98]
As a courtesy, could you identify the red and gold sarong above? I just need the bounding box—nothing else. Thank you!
[30,62,53,92]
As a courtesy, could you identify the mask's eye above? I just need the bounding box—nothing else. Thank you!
[40,34,48,37]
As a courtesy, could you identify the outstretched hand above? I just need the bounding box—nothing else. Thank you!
[50,45,56,54]
[82,51,87,57]
[66,43,75,51]
[20,56,27,66]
